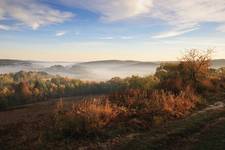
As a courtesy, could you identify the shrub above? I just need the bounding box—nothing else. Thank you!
[53,98,120,139]
[51,87,200,140]
[155,49,213,94]
[109,87,200,118]
[152,88,200,118]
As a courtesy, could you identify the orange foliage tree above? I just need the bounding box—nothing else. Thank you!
[180,49,213,90]
[156,49,213,93]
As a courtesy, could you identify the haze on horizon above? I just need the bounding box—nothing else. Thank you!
[1,0,225,61]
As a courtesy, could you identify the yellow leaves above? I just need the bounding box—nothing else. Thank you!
[0,87,14,97]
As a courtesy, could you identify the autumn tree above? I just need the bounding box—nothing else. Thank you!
[16,82,32,103]
[180,49,213,90]
[155,49,213,93]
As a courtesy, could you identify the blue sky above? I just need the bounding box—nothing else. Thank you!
[0,0,225,61]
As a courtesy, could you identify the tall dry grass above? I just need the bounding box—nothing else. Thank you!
[52,87,200,139]
[53,98,120,138]
[109,87,200,118]
[151,87,200,118]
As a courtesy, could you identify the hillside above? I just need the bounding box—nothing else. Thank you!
[0,59,224,81]
[211,59,225,68]
[0,51,225,150]
[0,59,31,66]
[76,60,157,67]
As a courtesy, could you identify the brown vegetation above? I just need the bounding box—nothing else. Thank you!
[48,49,224,143]
[53,98,120,138]
[0,49,224,149]
[51,86,200,141]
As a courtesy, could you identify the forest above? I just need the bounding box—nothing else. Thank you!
[0,70,159,109]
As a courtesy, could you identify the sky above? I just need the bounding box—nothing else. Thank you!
[0,0,225,61]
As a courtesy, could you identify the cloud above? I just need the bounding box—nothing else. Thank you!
[216,25,225,32]
[1,0,225,35]
[0,0,74,30]
[61,0,225,35]
[151,0,225,33]
[0,24,11,31]
[61,0,153,21]
[56,31,66,37]
[152,28,199,39]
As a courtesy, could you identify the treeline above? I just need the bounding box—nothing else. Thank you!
[0,71,159,109]
[155,50,225,96]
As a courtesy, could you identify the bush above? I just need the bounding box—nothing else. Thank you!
[50,87,200,140]
[0,98,8,109]
[155,49,214,94]
[152,88,200,118]
[109,87,200,118]
[53,98,120,139]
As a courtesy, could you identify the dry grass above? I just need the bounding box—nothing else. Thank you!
[0,88,203,149]
[109,87,200,118]
[53,98,121,138]
[51,87,201,139]
[152,88,200,118]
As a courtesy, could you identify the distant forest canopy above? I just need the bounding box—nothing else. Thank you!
[0,71,160,108]
[0,49,224,109]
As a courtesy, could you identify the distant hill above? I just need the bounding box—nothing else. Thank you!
[69,60,159,80]
[0,59,223,68]
[76,60,158,70]
[211,59,225,68]
[0,59,31,66]
[0,59,224,81]
[44,65,67,72]
[78,60,156,66]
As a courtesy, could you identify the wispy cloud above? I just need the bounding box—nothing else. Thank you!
[0,0,74,30]
[151,0,225,33]
[61,0,153,21]
[152,28,199,39]
[61,0,225,34]
[56,31,66,37]
[1,0,225,36]
[216,25,225,32]
[0,24,10,31]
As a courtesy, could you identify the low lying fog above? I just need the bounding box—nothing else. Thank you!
[0,61,158,81]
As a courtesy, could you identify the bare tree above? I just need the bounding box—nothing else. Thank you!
[180,49,213,86]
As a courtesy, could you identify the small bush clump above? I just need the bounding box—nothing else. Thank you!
[53,98,120,139]
[109,87,200,118]
[152,88,200,118]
